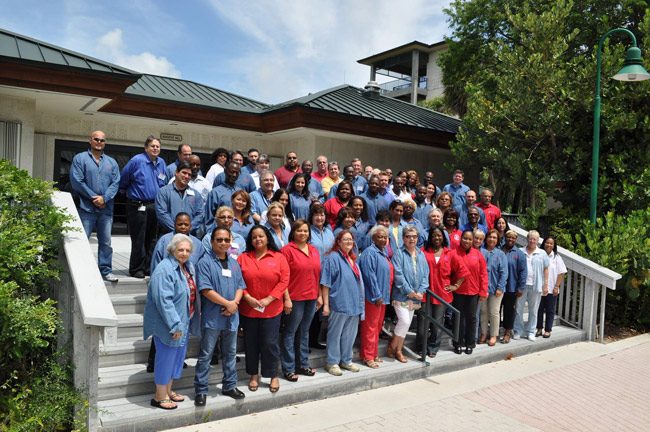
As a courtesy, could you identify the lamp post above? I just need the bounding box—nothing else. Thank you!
[590,28,650,224]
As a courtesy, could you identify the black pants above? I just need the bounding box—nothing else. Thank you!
[416,303,446,354]
[502,292,517,330]
[240,314,281,378]
[537,294,557,332]
[126,201,158,275]
[452,293,478,348]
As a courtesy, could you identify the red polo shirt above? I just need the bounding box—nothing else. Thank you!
[238,250,289,318]
[281,242,321,301]
[274,165,301,188]
[451,247,488,297]
[476,202,502,230]
[324,197,346,229]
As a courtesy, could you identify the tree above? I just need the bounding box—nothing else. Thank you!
[440,0,650,215]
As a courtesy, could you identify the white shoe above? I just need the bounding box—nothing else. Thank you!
[512,332,521,340]
[103,273,119,282]
[527,334,536,341]
[339,363,360,372]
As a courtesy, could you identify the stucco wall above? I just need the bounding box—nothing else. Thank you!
[0,94,35,174]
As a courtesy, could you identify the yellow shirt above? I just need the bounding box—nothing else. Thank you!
[321,176,342,195]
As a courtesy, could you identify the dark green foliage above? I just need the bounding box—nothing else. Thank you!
[0,160,83,430]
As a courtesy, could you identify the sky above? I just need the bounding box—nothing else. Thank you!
[0,0,452,104]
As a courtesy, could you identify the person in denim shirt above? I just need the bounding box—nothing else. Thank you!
[500,230,527,343]
[479,229,508,346]
[201,207,246,259]
[193,227,246,406]
[321,230,365,376]
[389,226,429,363]
[143,234,199,410]
[70,130,120,282]
[358,225,393,369]
[155,161,204,238]
[515,230,549,341]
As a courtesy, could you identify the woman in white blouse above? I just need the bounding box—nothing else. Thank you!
[536,236,567,338]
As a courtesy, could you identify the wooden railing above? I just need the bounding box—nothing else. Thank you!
[510,224,621,342]
[52,191,118,431]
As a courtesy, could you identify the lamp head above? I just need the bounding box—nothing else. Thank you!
[613,46,650,81]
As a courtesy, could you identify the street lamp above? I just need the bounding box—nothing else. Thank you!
[590,28,650,224]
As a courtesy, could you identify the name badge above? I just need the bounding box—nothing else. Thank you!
[158,172,166,181]
[254,306,266,313]
[186,189,195,196]
[222,269,232,277]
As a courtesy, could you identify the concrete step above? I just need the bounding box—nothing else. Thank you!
[99,338,201,368]
[116,314,145,340]
[97,325,586,431]
[105,277,148,295]
[111,293,147,314]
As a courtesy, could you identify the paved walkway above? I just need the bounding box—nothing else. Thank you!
[166,333,650,432]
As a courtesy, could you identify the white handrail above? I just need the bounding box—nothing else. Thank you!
[52,191,117,327]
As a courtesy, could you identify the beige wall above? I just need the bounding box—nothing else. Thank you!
[0,94,35,174]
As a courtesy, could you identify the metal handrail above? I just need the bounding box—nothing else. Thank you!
[418,289,460,364]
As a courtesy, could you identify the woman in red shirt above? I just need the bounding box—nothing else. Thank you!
[238,226,290,393]
[443,209,462,250]
[420,226,468,358]
[450,230,488,355]
[324,180,353,229]
[280,219,321,381]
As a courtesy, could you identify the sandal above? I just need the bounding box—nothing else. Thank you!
[169,392,185,402]
[150,398,177,410]
[248,376,259,392]
[296,367,316,376]
[284,372,299,382]
[269,377,280,393]
[374,356,384,363]
[364,359,379,369]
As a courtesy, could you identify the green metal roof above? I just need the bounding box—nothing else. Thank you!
[0,28,136,75]
[126,74,270,112]
[268,85,460,134]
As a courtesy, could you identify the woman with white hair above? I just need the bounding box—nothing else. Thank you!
[388,226,429,363]
[514,230,549,341]
[143,233,199,410]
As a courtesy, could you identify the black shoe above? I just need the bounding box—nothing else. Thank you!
[210,357,219,365]
[465,347,473,355]
[454,346,463,355]
[131,270,145,279]
[183,361,188,369]
[146,364,154,373]
[309,342,326,350]
[194,394,207,406]
[221,388,245,400]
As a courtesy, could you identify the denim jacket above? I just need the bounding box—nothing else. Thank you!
[391,246,429,302]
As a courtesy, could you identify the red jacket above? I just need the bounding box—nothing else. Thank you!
[451,247,488,297]
[238,250,290,318]
[423,247,469,304]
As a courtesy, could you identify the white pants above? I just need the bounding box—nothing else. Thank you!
[393,304,415,338]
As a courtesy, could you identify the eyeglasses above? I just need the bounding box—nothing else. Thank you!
[404,235,418,239]
[214,238,231,243]
[92,137,106,143]
[341,238,354,242]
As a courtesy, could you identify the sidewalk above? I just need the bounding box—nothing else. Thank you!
[165,333,650,432]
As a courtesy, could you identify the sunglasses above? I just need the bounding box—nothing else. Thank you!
[214,238,231,243]
[92,137,106,143]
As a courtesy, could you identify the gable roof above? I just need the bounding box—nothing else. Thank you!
[267,85,460,134]
[0,28,135,75]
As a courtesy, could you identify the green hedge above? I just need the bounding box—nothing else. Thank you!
[0,160,84,431]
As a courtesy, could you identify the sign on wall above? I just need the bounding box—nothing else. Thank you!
[160,133,183,143]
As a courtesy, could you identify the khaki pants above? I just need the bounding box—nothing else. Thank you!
[480,293,504,338]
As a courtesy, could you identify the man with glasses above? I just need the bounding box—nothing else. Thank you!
[311,155,329,182]
[274,151,301,188]
[70,130,120,282]
[120,135,167,278]
[194,227,247,406]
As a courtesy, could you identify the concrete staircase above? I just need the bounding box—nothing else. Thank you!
[96,274,586,432]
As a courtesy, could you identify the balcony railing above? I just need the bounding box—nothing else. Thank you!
[378,77,428,94]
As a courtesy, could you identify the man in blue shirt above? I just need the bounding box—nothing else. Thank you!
[165,143,194,180]
[120,135,167,278]
[205,161,241,231]
[413,184,433,231]
[242,148,259,175]
[351,158,368,195]
[212,151,256,192]
[301,159,324,202]
[458,189,486,226]
[156,161,204,238]
[194,227,246,405]
[70,130,120,282]
[359,175,388,222]
[443,169,470,214]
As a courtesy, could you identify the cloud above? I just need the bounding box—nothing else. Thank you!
[205,0,450,103]
[97,28,182,78]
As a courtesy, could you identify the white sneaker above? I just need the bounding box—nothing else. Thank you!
[325,364,342,376]
[339,363,360,372]
[103,273,119,282]
[512,332,521,340]
[527,334,536,341]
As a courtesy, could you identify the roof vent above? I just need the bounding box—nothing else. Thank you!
[362,81,382,100]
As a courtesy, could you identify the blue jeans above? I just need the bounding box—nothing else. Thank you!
[281,299,317,373]
[194,328,238,394]
[79,209,113,276]
[514,286,542,337]
[326,311,359,366]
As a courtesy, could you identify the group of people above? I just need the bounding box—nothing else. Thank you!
[71,131,567,410]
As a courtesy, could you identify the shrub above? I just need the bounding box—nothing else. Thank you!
[0,160,82,430]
